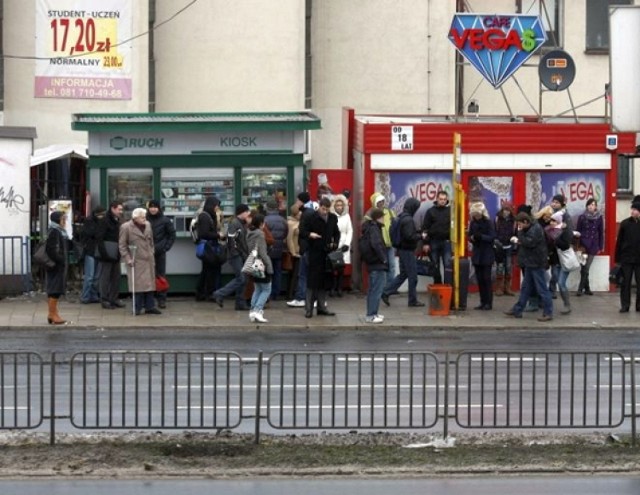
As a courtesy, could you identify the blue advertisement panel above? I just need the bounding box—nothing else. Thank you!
[467,176,514,220]
[374,171,452,226]
[525,171,606,225]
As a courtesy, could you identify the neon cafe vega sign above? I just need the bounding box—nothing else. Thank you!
[448,14,547,89]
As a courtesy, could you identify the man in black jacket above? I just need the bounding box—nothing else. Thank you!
[422,191,451,284]
[614,201,640,312]
[80,205,106,304]
[96,201,124,309]
[381,197,425,307]
[264,199,288,301]
[147,199,176,308]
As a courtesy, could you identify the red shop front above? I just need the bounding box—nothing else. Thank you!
[347,113,635,292]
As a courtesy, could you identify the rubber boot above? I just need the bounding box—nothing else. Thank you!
[47,297,67,325]
[559,289,572,315]
[503,275,516,296]
[494,275,504,296]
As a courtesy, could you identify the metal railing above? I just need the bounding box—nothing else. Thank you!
[0,350,637,445]
[0,236,31,294]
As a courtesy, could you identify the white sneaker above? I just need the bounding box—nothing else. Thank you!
[249,311,256,322]
[376,314,385,321]
[254,310,268,323]
[365,315,384,324]
[287,299,305,307]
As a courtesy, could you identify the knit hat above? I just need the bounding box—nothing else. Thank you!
[516,204,532,215]
[147,199,161,208]
[235,203,250,215]
[297,191,310,204]
[550,211,564,225]
[50,211,64,224]
[514,212,531,223]
[632,202,640,212]
[552,194,566,206]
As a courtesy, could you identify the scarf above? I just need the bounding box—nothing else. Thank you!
[49,221,69,239]
[583,209,601,221]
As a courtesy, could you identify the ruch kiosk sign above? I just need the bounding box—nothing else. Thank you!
[448,14,547,88]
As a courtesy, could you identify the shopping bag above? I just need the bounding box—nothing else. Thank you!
[155,275,170,292]
[556,247,581,272]
[33,241,55,269]
[196,241,228,265]
[242,249,265,278]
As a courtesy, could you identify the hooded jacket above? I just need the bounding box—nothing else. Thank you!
[365,192,395,248]
[396,197,422,251]
[331,194,353,264]
[197,197,222,243]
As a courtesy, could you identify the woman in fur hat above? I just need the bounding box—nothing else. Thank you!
[468,202,496,310]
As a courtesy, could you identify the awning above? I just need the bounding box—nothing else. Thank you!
[30,143,88,167]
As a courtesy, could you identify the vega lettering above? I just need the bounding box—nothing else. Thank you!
[409,182,448,202]
[450,17,536,52]
[0,186,26,213]
[557,182,602,203]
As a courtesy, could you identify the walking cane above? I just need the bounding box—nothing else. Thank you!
[129,245,138,315]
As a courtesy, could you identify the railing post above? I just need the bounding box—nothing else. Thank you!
[443,352,449,440]
[631,352,636,447]
[49,352,56,446]
[254,351,263,445]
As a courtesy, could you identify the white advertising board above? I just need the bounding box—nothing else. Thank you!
[610,6,640,132]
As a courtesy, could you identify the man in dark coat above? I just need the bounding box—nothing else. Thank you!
[382,197,425,307]
[422,191,451,284]
[96,201,124,309]
[301,197,340,318]
[147,199,176,308]
[79,205,106,304]
[614,201,640,312]
[468,202,496,310]
[362,208,389,323]
[264,199,288,301]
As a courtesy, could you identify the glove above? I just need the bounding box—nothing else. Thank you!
[510,236,519,244]
[340,245,349,252]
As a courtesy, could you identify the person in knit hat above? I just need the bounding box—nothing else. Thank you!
[614,200,640,312]
[494,201,516,296]
[146,199,176,308]
[468,202,496,310]
[365,192,397,285]
[79,205,106,304]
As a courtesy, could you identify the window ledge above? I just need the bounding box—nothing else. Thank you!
[584,48,609,55]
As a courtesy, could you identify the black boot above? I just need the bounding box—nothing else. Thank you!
[584,278,594,296]
[305,292,314,318]
[576,271,586,297]
[335,272,344,298]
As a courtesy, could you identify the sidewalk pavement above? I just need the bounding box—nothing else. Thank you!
[0,289,632,331]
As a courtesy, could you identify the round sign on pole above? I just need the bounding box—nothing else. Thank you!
[538,50,576,91]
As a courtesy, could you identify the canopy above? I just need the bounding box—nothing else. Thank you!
[30,143,88,167]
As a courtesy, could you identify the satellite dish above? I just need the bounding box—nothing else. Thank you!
[539,50,576,91]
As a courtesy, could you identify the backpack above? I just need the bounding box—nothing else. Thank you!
[358,224,377,264]
[390,215,403,249]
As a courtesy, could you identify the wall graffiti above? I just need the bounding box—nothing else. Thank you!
[0,185,27,214]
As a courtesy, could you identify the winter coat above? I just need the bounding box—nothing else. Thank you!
[396,198,422,251]
[227,216,249,259]
[147,209,176,256]
[118,220,156,293]
[96,210,121,262]
[576,211,604,255]
[246,228,274,280]
[516,221,548,269]
[286,215,300,257]
[468,217,496,266]
[80,212,101,257]
[361,219,388,272]
[304,209,340,290]
[495,212,516,245]
[332,194,353,264]
[45,226,68,296]
[197,197,223,243]
[298,204,316,255]
[366,192,395,248]
[265,208,288,259]
[423,200,451,241]
[615,216,640,265]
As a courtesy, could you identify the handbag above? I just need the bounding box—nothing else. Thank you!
[95,240,119,262]
[196,240,228,265]
[417,255,439,278]
[242,248,266,278]
[327,250,345,270]
[556,247,581,272]
[155,275,170,292]
[33,241,55,269]
[281,251,293,271]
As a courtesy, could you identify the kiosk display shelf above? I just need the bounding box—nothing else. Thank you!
[241,169,287,212]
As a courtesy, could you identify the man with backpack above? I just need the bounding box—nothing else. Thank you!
[381,197,426,307]
[360,208,389,323]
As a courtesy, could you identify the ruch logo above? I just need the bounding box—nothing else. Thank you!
[109,136,164,150]
[448,14,547,89]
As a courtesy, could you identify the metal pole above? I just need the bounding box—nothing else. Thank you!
[49,352,56,446]
[254,351,263,444]
[631,352,637,447]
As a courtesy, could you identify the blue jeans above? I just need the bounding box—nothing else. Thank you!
[270,257,282,300]
[81,255,101,302]
[294,252,308,301]
[367,269,386,317]
[214,254,246,306]
[429,239,451,284]
[251,280,272,313]
[386,247,396,285]
[557,266,570,292]
[512,267,553,316]
[495,248,513,276]
[383,249,419,305]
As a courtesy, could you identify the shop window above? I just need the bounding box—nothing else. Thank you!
[519,0,561,47]
[241,168,287,213]
[586,0,631,52]
[107,169,153,220]
[617,155,633,195]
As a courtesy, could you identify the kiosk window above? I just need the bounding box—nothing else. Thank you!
[107,169,153,220]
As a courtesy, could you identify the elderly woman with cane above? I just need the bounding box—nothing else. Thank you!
[119,207,161,315]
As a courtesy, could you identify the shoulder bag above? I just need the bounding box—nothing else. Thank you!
[241,248,266,278]
[33,241,56,269]
[556,247,581,272]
